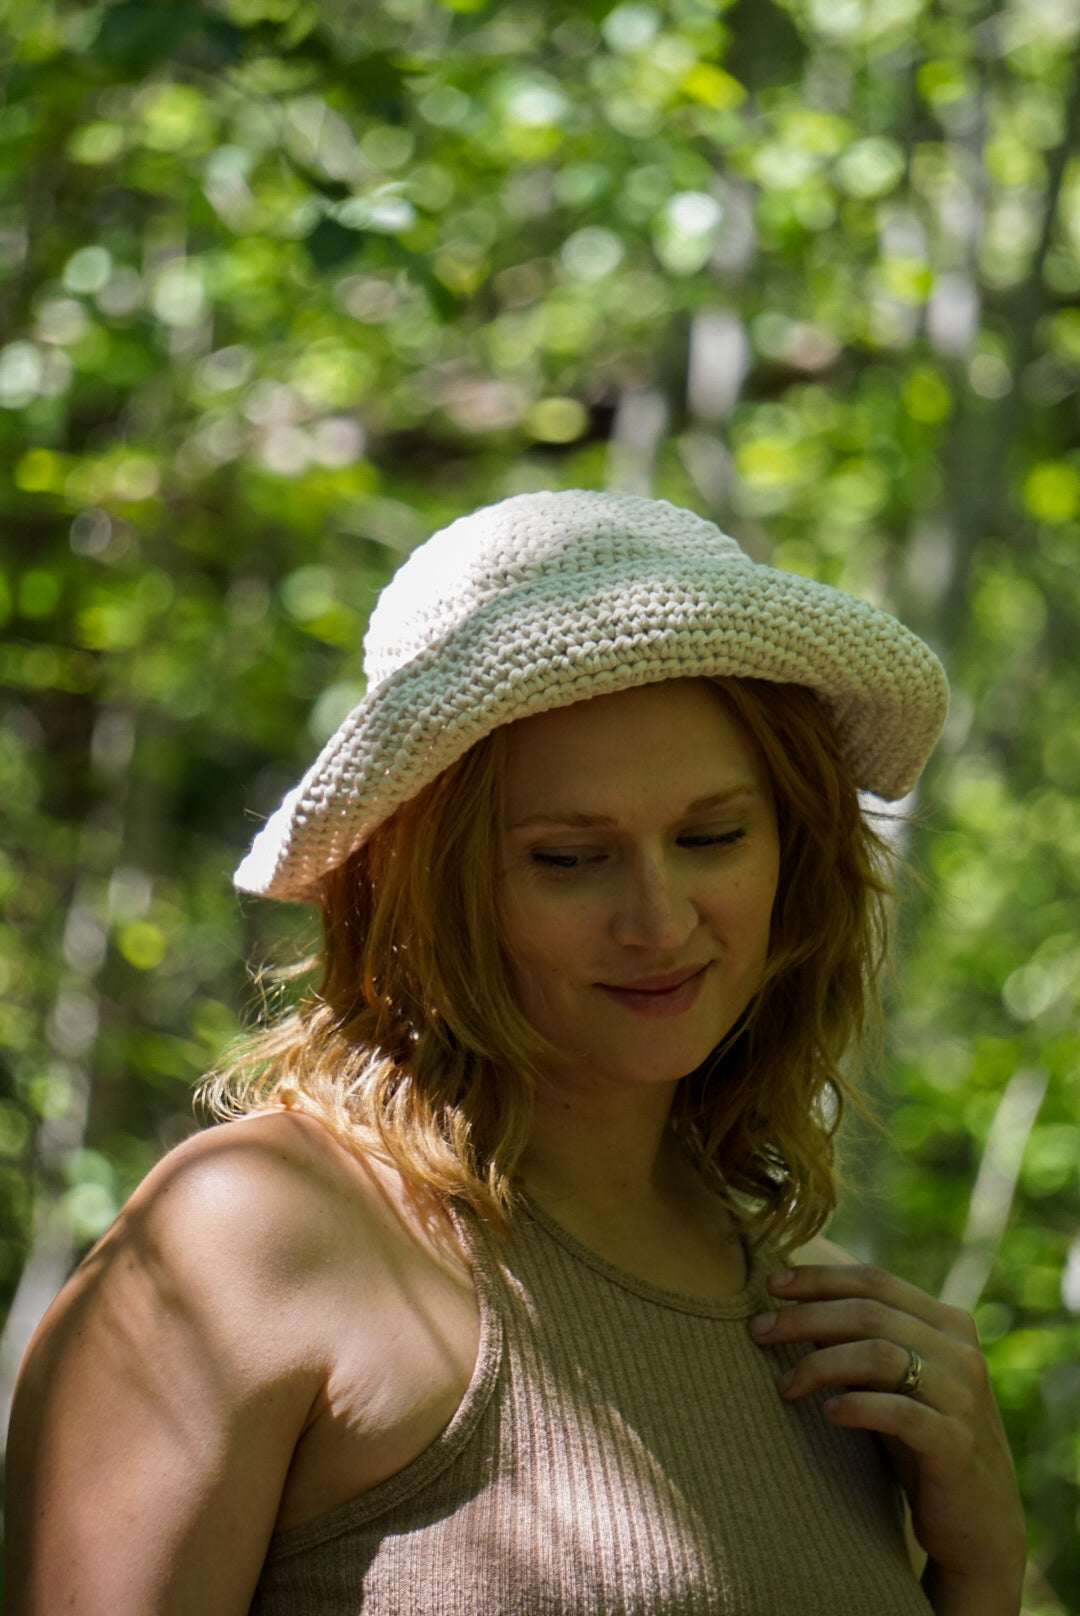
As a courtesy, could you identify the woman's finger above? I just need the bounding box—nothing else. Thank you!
[820,1388,960,1458]
[749,1294,963,1381]
[776,1339,935,1407]
[766,1262,980,1346]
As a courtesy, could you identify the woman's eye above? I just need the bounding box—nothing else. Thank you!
[679,829,746,849]
[531,849,596,870]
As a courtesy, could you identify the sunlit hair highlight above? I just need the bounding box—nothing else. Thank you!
[203,678,894,1251]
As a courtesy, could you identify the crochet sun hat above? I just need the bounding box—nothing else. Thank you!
[235,489,948,903]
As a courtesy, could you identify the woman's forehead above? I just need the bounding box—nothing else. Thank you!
[501,679,773,818]
[506,677,748,750]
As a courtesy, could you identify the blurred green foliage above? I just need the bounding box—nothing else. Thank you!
[1,0,1079,1605]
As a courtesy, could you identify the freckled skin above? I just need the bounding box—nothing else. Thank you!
[497,678,780,1101]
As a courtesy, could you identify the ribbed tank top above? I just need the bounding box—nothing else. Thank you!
[250,1199,933,1615]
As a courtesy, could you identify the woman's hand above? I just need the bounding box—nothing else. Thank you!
[749,1262,1026,1616]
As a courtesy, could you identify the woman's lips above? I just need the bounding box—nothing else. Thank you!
[597,965,708,1018]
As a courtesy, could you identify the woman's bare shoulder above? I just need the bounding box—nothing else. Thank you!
[24,1109,422,1400]
[788,1231,862,1267]
[134,1108,393,1237]
[6,1110,445,1615]
[95,1111,380,1271]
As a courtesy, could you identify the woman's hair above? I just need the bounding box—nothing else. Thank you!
[202,678,894,1252]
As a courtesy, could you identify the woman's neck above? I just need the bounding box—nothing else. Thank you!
[517,1078,745,1297]
[519,1076,680,1213]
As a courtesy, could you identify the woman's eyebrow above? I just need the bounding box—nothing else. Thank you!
[507,786,762,832]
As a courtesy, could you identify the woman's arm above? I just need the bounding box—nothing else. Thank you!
[6,1119,335,1616]
[749,1257,1026,1616]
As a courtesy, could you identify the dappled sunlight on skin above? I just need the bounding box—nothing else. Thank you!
[7,1111,485,1607]
[267,1124,483,1531]
[39,1127,476,1471]
[6,1137,305,1611]
[27,1131,309,1421]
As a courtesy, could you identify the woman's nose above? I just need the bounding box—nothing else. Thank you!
[610,851,697,950]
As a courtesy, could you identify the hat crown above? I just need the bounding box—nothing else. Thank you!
[362,489,744,690]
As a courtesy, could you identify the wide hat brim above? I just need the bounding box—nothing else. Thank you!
[235,543,948,903]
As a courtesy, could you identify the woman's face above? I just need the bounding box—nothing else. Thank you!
[497,678,780,1099]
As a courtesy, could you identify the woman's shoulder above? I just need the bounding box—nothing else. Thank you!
[787,1231,861,1268]
[133,1107,391,1239]
[8,1111,478,1610]
[28,1109,441,1387]
[6,1113,415,1610]
[101,1109,385,1271]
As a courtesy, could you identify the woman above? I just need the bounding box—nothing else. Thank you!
[8,491,1024,1614]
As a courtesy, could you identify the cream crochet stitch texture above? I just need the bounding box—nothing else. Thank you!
[235,490,948,903]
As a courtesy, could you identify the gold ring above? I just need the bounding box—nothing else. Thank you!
[896,1347,925,1399]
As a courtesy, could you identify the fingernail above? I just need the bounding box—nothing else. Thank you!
[749,1312,777,1336]
[777,1369,794,1394]
[768,1268,795,1289]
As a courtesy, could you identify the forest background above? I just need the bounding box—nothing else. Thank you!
[1,0,1079,1605]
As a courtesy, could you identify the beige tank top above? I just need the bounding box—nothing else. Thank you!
[250,1197,932,1614]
